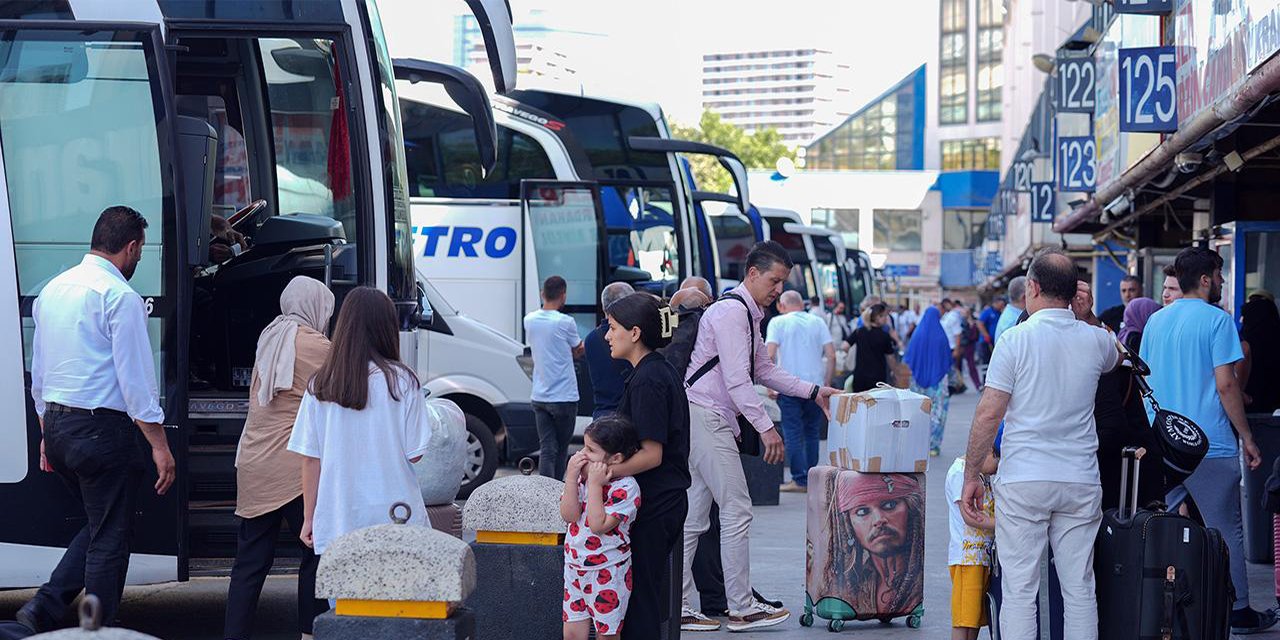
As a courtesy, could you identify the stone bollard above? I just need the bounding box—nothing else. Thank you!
[26,596,162,639]
[462,465,565,640]
[313,503,476,640]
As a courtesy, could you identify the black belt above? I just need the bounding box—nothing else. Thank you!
[46,402,129,418]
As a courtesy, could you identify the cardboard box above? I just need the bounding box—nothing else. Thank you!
[828,386,930,473]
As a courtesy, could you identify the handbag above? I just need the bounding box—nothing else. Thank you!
[1119,339,1208,486]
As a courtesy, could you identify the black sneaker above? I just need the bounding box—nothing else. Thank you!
[752,590,783,609]
[1230,607,1278,635]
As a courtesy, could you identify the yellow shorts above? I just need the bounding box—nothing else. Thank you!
[949,565,990,628]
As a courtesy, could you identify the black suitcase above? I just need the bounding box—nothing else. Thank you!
[1094,447,1233,640]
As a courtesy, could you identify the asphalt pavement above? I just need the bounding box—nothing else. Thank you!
[3,390,1279,638]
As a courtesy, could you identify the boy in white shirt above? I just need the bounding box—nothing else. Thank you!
[946,448,998,640]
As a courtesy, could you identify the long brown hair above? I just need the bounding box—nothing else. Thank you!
[309,286,417,410]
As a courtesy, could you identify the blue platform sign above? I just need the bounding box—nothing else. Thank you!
[884,264,921,277]
[1013,161,1033,192]
[1030,182,1055,223]
[1114,0,1172,14]
[1057,136,1097,192]
[1056,54,1096,114]
[1120,46,1177,132]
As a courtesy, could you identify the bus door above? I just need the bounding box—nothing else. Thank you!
[599,180,684,300]
[0,22,186,586]
[520,181,606,419]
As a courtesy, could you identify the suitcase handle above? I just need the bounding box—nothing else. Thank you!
[1119,446,1144,522]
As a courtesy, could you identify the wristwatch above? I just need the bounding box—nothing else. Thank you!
[808,384,820,401]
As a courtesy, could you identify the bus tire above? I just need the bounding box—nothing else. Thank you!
[459,412,499,499]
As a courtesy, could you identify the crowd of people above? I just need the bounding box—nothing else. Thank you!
[11,206,1280,640]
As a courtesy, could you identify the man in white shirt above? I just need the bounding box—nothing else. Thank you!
[766,290,835,492]
[523,275,584,479]
[940,299,964,351]
[18,206,175,633]
[895,304,919,340]
[961,248,1119,640]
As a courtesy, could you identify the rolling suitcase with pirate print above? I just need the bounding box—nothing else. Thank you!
[801,465,925,632]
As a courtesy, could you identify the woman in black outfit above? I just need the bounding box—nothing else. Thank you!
[848,303,897,392]
[1095,297,1164,510]
[603,293,691,640]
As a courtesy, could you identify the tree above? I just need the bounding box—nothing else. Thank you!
[670,110,796,194]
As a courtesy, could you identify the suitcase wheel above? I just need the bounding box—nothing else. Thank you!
[907,611,923,629]
[878,616,892,624]
[827,619,844,633]
[800,612,814,627]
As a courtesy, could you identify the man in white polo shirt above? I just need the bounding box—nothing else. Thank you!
[961,248,1119,640]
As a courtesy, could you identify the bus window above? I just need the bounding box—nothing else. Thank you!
[0,29,169,377]
[260,38,356,236]
[525,183,603,337]
[604,184,680,293]
[401,100,555,199]
[710,213,754,282]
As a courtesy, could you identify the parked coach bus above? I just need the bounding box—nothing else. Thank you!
[0,0,516,587]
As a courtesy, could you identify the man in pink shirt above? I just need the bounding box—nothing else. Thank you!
[679,241,841,632]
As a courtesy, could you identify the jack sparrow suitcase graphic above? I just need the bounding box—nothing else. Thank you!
[802,465,925,631]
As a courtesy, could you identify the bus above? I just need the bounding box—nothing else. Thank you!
[0,0,516,587]
[400,87,750,463]
[757,207,877,320]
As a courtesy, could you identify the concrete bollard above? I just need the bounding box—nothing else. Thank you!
[27,596,162,639]
[313,503,476,640]
[462,468,565,640]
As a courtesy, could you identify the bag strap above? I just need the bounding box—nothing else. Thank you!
[685,293,755,388]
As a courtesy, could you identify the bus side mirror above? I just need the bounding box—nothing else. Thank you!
[393,59,498,176]
[176,116,217,266]
[462,0,518,94]
[608,265,652,285]
[416,281,434,327]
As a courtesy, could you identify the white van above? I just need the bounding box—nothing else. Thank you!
[0,0,516,586]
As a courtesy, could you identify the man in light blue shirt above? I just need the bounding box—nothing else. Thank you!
[1140,246,1271,634]
[523,275,584,479]
[993,276,1026,346]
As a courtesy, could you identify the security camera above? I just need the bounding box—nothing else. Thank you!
[1175,152,1203,174]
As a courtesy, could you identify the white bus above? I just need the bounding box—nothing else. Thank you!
[0,0,515,586]
[399,87,750,456]
[758,207,877,320]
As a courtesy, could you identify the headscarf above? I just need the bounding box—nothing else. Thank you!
[836,472,922,513]
[254,276,335,406]
[1118,297,1160,346]
[903,307,952,389]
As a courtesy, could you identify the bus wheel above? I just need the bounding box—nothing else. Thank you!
[458,413,498,499]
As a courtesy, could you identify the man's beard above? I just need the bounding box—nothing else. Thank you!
[1209,280,1222,304]
[121,257,139,281]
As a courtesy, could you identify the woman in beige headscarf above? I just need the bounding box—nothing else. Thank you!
[225,276,334,640]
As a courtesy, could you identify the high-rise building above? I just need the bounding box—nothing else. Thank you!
[700,48,855,146]
[803,65,926,172]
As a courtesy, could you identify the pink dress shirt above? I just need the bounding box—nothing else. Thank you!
[685,284,816,435]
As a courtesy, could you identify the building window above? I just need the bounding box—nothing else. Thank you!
[940,0,968,125]
[943,209,990,250]
[803,74,917,171]
[976,0,1004,122]
[941,137,1000,170]
[873,209,922,251]
[811,207,860,248]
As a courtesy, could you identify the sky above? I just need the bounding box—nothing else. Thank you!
[377,0,938,128]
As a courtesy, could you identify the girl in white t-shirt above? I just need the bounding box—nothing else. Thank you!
[288,287,434,556]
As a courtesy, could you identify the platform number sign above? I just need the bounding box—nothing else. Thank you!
[1056,55,1095,114]
[1013,161,1033,192]
[996,189,1018,216]
[1057,136,1096,192]
[1120,47,1177,132]
[1114,0,1172,14]
[1030,183,1055,222]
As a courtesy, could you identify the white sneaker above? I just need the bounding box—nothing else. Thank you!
[681,607,722,632]
[727,602,790,632]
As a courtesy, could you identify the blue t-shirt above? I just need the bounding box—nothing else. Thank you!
[1139,299,1244,458]
[979,306,1000,339]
